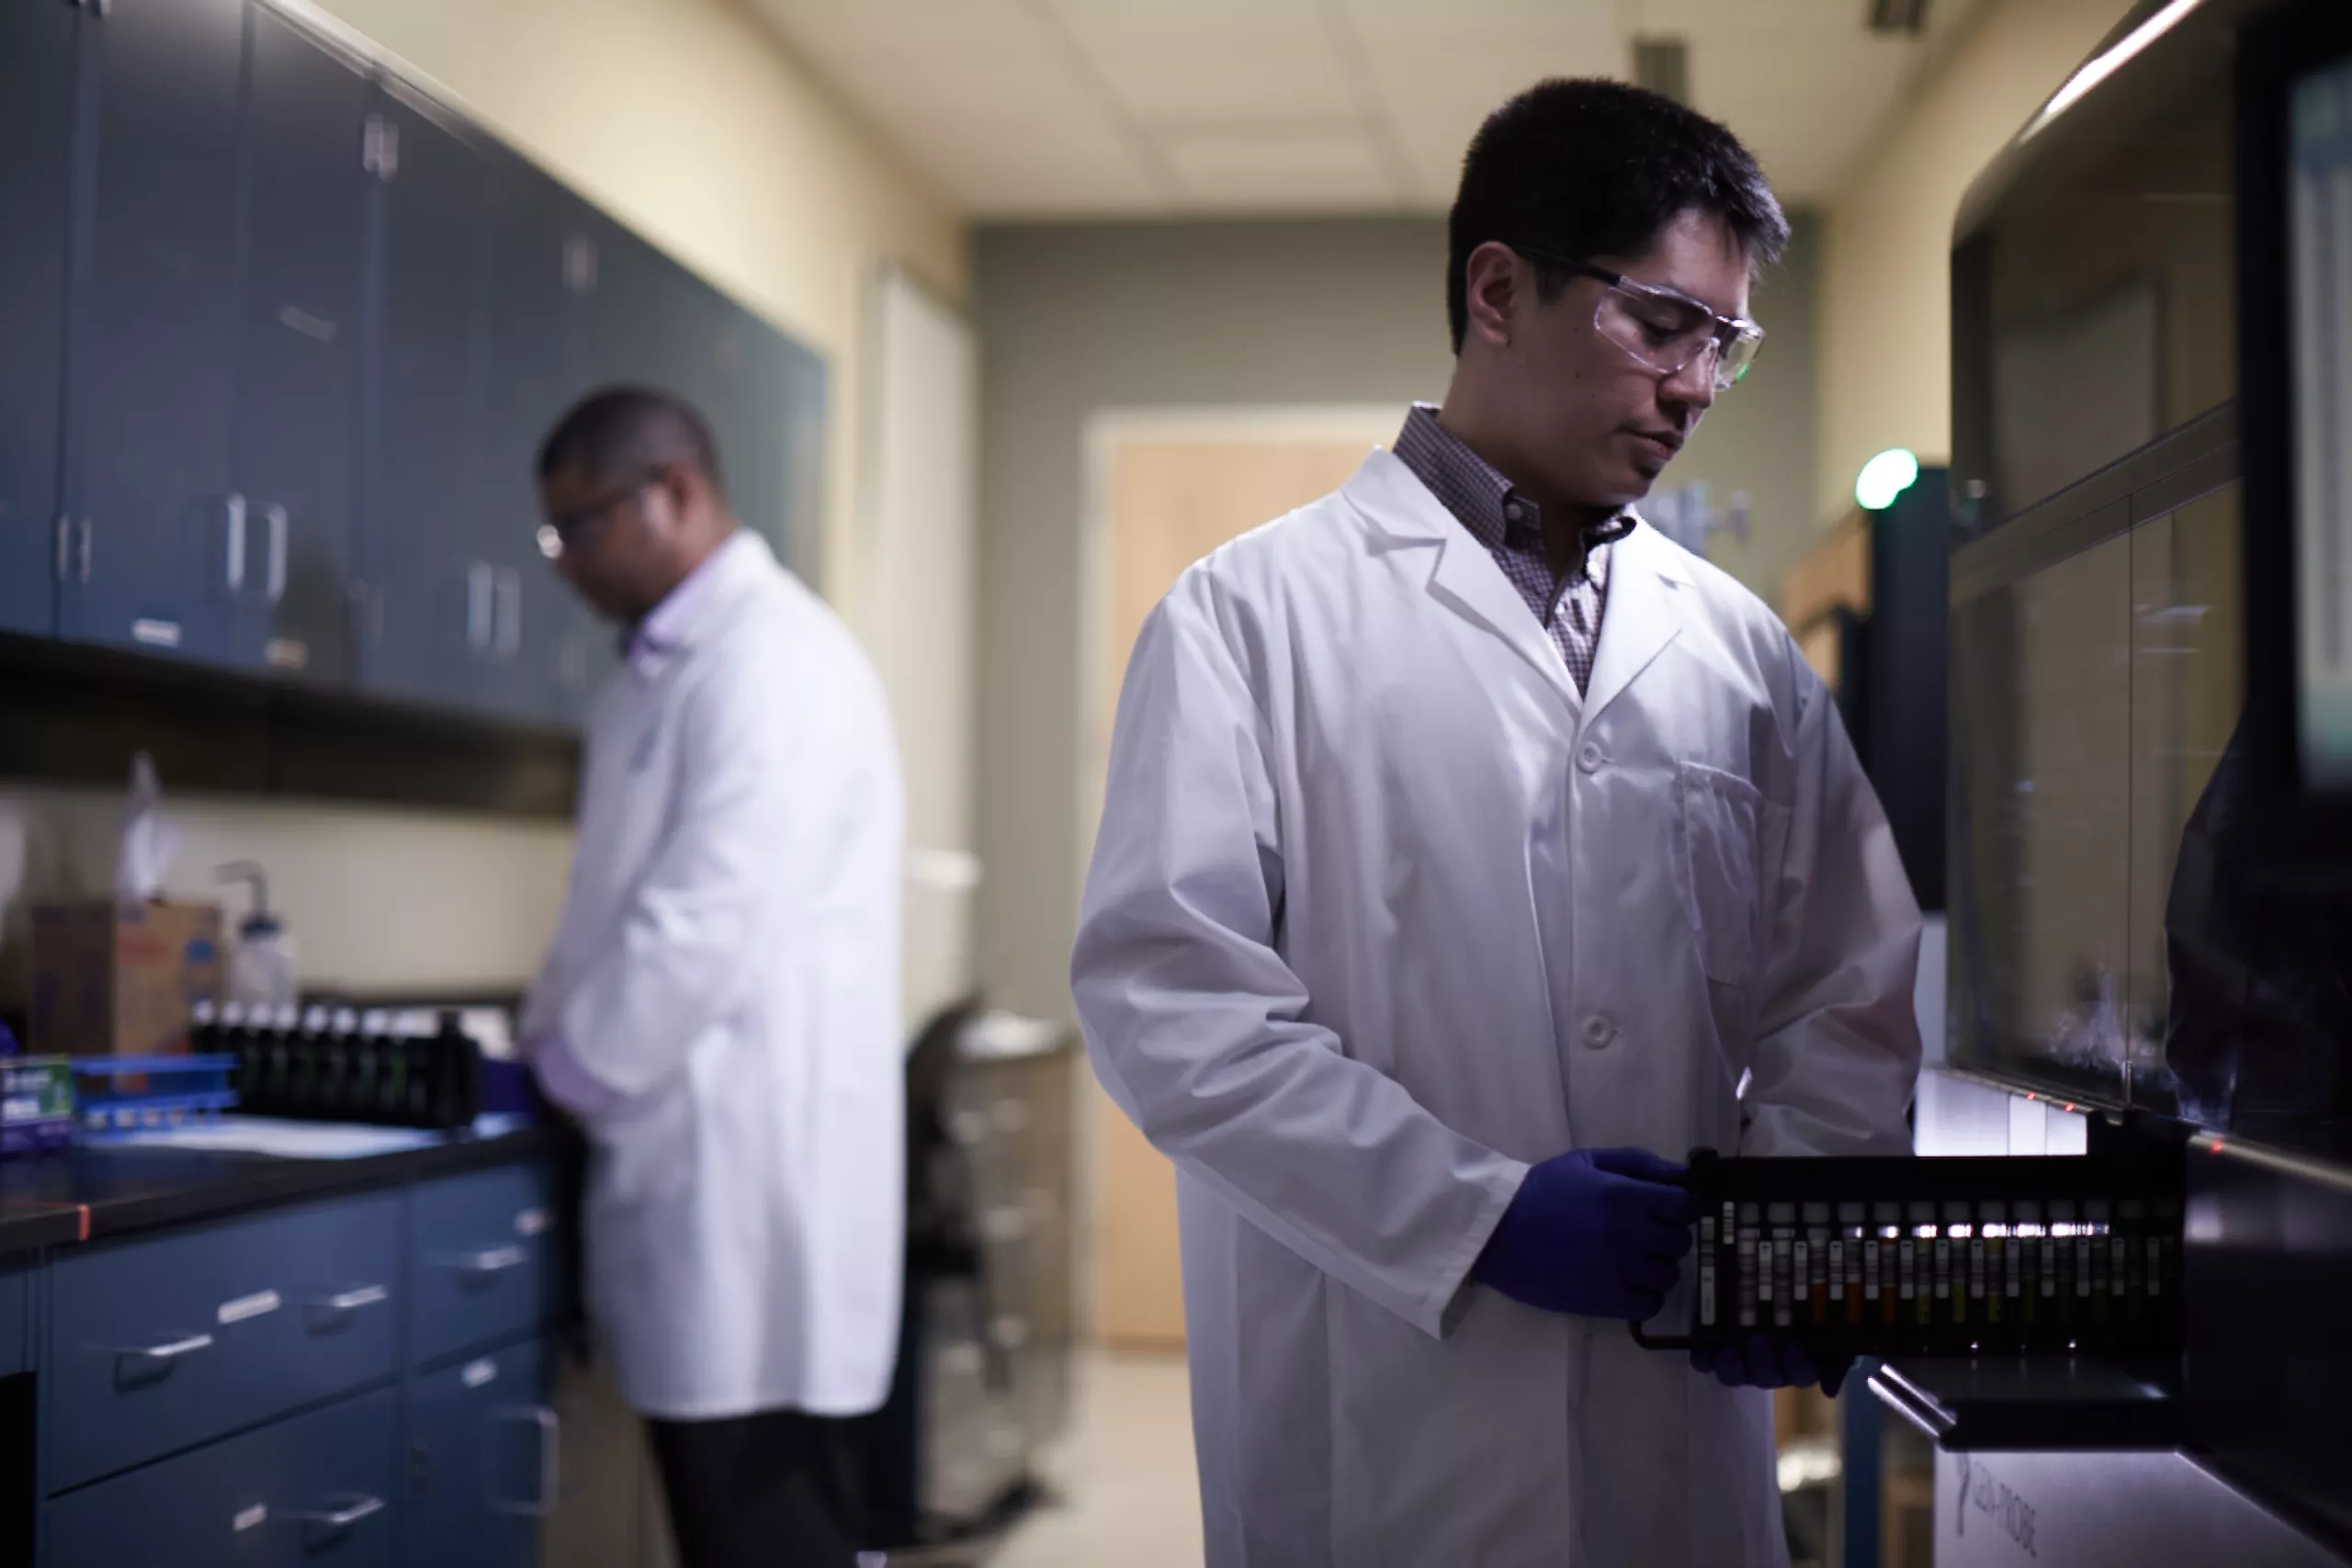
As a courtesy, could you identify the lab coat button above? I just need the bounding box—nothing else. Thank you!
[1577,743,1604,774]
[1582,1014,1615,1049]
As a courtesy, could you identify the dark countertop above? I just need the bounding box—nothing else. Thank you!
[0,1119,577,1258]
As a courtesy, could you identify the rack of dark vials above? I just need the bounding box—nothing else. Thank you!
[1630,1148,2186,1358]
[189,1000,484,1131]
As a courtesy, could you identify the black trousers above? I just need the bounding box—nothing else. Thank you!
[647,1409,867,1568]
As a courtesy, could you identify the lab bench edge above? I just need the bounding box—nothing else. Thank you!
[0,1120,581,1258]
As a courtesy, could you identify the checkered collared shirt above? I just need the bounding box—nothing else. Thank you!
[1391,403,1634,694]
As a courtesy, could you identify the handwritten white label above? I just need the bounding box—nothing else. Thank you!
[234,1504,269,1533]
[514,1207,551,1237]
[131,618,183,649]
[217,1290,283,1326]
[462,1358,498,1389]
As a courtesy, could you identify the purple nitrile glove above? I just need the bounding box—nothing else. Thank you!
[1690,1336,1855,1398]
[1473,1146,1696,1321]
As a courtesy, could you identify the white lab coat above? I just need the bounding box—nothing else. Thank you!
[1072,450,1921,1567]
[525,533,905,1421]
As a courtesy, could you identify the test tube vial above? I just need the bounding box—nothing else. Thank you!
[1981,1199,2007,1327]
[1699,1206,1719,1328]
[2113,1198,2139,1323]
[2152,1197,2180,1316]
[1873,1201,1901,1325]
[2049,1199,2078,1324]
[1737,1203,1760,1330]
[1943,1201,1971,1326]
[2098,1203,2117,1325]
[2013,1198,2043,1331]
[1769,1202,1796,1330]
[1838,1201,1866,1325]
[1908,1201,1937,1327]
[1804,1202,1831,1325]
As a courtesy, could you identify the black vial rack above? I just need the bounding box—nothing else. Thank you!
[191,1003,484,1131]
[1631,1149,2185,1358]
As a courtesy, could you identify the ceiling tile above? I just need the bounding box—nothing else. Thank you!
[1044,0,1330,50]
[744,0,1990,218]
[1158,124,1397,210]
[1089,45,1361,127]
[1336,0,1614,46]
[752,0,1051,61]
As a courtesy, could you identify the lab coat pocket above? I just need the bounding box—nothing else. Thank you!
[1678,761,1768,989]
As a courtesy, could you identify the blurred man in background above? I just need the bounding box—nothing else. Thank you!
[523,387,904,1568]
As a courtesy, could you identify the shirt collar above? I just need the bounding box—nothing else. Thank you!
[625,530,756,679]
[1392,402,1635,558]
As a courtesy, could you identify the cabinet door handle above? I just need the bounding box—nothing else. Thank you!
[495,567,523,660]
[489,1404,561,1517]
[451,1244,527,1276]
[53,515,69,581]
[114,1331,213,1366]
[309,1284,390,1322]
[224,492,246,593]
[265,504,288,603]
[295,1493,386,1542]
[467,561,496,650]
[77,518,92,583]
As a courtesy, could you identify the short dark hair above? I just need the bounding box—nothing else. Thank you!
[1447,79,1790,353]
[536,385,727,498]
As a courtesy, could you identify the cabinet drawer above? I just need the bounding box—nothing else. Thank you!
[0,1258,25,1376]
[407,1165,561,1367]
[47,1193,401,1491]
[47,1382,398,1567]
[405,1337,551,1568]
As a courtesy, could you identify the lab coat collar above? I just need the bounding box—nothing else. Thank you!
[625,530,774,682]
[1346,449,1582,710]
[1342,448,1692,724]
[1580,517,1691,729]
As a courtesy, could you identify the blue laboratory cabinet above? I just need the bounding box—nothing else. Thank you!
[5,0,825,741]
[228,6,373,684]
[58,0,249,663]
[25,1152,570,1568]
[0,0,77,639]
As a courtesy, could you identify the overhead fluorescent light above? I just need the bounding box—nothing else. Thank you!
[1632,36,1690,105]
[2024,0,2204,141]
[1867,0,1930,35]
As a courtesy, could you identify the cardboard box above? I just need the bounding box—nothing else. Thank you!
[30,900,224,1056]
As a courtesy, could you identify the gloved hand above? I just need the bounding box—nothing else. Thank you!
[1472,1146,1695,1321]
[1690,1337,1855,1398]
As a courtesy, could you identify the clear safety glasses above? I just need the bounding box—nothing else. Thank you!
[1510,244,1765,392]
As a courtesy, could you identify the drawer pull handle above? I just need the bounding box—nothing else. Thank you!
[489,1404,562,1518]
[216,1289,282,1325]
[454,1245,528,1276]
[296,1494,386,1542]
[318,1285,390,1314]
[119,1332,214,1363]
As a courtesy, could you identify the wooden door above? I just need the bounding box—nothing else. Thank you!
[1087,423,1390,1350]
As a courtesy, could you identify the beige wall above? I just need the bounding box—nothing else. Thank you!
[0,788,574,1004]
[0,0,967,1006]
[1816,0,2132,520]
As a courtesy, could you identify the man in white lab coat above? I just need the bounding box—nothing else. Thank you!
[522,388,903,1568]
[1073,81,1922,1566]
